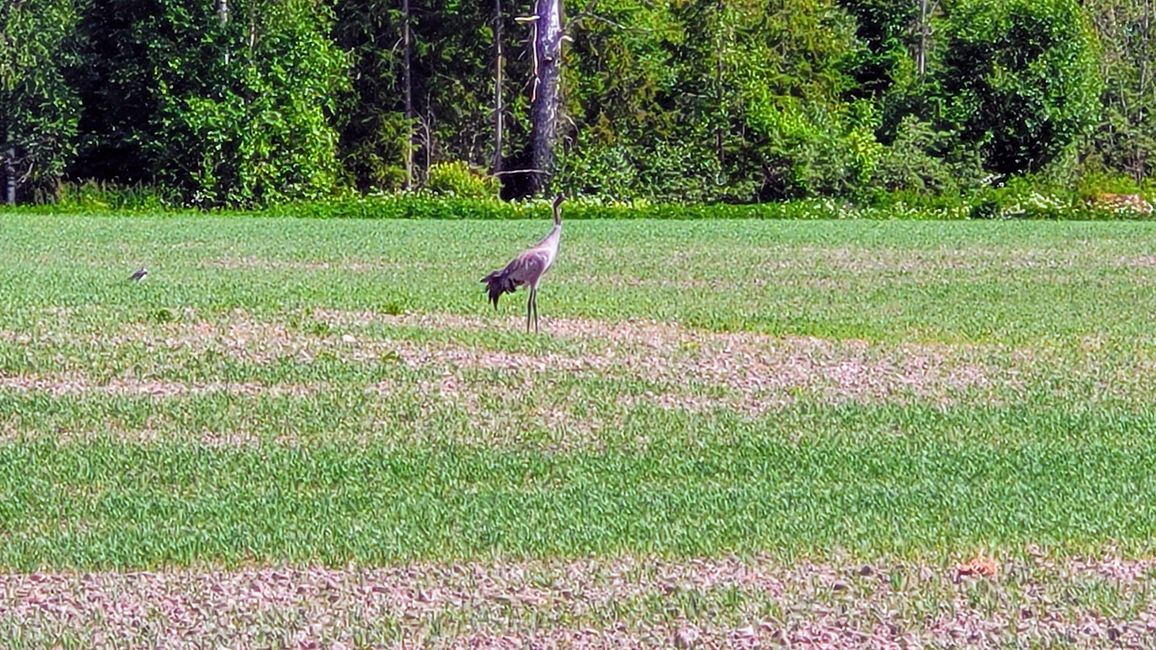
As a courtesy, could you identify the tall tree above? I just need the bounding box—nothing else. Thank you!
[1087,0,1156,183]
[69,0,158,185]
[0,0,82,203]
[492,0,504,174]
[527,0,565,195]
[402,0,414,189]
[335,0,499,192]
[142,0,348,207]
[938,0,1101,176]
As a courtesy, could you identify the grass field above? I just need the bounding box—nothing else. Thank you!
[1,212,1155,646]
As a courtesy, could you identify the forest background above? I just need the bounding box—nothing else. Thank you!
[1,0,1153,215]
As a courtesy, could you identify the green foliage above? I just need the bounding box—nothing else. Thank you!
[56,180,177,211]
[17,188,1156,222]
[8,0,1156,205]
[0,0,83,201]
[1072,170,1151,201]
[19,192,1153,221]
[332,0,410,193]
[557,138,735,203]
[711,0,870,200]
[873,116,970,195]
[837,0,921,100]
[424,161,499,199]
[937,0,1102,177]
[256,194,1156,221]
[262,195,868,220]
[143,0,348,208]
[338,112,410,192]
[560,0,889,202]
[1085,0,1156,184]
[745,99,886,199]
[333,0,500,192]
[964,175,1155,220]
[560,0,730,201]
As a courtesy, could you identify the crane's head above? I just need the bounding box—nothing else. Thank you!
[552,193,565,225]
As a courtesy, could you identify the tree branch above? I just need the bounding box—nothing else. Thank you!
[570,13,634,31]
[493,168,547,176]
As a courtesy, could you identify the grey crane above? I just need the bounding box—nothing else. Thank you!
[129,266,149,282]
[482,193,565,333]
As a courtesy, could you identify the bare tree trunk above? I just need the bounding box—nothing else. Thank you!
[528,0,564,195]
[1135,0,1152,183]
[218,0,230,65]
[715,0,725,169]
[403,0,414,190]
[424,95,433,181]
[492,0,504,174]
[4,148,15,206]
[917,0,928,76]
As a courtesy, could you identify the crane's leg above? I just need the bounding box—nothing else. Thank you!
[526,288,533,333]
[532,287,540,334]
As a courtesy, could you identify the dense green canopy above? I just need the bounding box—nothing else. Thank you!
[0,0,1150,207]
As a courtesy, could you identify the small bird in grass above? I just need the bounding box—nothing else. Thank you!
[482,193,564,333]
[129,266,149,282]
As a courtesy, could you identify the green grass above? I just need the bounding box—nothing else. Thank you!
[2,408,1156,570]
[4,214,1156,342]
[1,211,1155,570]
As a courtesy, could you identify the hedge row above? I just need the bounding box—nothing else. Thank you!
[4,192,1154,221]
[260,193,1153,221]
[262,196,886,220]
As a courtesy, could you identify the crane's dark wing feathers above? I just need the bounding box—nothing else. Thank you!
[481,250,548,310]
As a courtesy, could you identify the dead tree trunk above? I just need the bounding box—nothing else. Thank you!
[492,0,504,174]
[914,0,941,77]
[4,148,15,206]
[715,0,725,169]
[916,0,928,76]
[218,0,230,65]
[403,0,414,190]
[1136,0,1152,182]
[528,0,564,195]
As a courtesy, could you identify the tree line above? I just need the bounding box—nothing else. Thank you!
[1,0,1152,207]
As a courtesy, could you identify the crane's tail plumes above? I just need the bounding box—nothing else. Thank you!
[482,269,518,310]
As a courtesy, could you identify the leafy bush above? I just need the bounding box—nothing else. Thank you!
[338,112,410,193]
[963,176,1154,220]
[743,97,886,200]
[57,180,177,211]
[872,117,960,195]
[0,0,83,202]
[12,189,1153,222]
[937,0,1101,177]
[1072,171,1151,203]
[264,191,1156,221]
[142,0,348,208]
[424,161,499,199]
[556,139,743,204]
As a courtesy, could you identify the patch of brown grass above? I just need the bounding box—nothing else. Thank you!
[8,309,1153,438]
[0,373,319,399]
[203,256,420,273]
[1,554,1153,648]
[312,309,1009,413]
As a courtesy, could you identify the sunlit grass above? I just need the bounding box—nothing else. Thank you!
[0,212,1155,571]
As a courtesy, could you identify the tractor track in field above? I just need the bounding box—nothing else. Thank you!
[1,553,1153,648]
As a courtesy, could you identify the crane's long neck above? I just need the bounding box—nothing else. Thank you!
[538,223,561,249]
[537,199,562,251]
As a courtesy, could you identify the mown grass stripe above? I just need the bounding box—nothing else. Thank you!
[2,426,1155,570]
